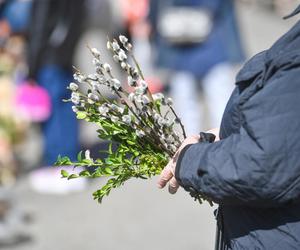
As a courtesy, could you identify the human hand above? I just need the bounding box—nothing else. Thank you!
[157,135,200,194]
[157,128,220,194]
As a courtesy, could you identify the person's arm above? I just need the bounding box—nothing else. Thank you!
[159,66,300,207]
[27,0,51,79]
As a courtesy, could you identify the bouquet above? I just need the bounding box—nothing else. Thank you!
[55,35,212,205]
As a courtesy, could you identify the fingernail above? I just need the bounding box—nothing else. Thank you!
[168,187,177,194]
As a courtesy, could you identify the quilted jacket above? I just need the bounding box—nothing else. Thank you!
[175,6,300,249]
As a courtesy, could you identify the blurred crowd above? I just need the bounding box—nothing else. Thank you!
[0,0,298,247]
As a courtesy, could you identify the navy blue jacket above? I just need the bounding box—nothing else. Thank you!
[176,9,300,249]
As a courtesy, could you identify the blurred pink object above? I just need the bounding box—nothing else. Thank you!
[15,80,51,122]
[146,76,164,93]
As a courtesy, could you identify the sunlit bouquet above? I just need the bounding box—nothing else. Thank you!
[55,35,212,205]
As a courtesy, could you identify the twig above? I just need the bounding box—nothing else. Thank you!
[169,106,187,139]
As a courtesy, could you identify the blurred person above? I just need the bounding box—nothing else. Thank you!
[0,66,30,247]
[0,0,31,34]
[0,0,32,245]
[149,0,245,134]
[158,5,300,250]
[27,0,87,194]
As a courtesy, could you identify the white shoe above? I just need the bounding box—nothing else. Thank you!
[28,167,87,195]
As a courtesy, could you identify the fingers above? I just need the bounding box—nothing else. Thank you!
[168,177,179,194]
[157,135,201,194]
[157,163,173,189]
[157,161,180,194]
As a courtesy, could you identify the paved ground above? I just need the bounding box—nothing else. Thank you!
[11,178,216,250]
[5,2,299,250]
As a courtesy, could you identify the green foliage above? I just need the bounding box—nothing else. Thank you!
[55,122,169,202]
[76,112,87,120]
[55,104,170,202]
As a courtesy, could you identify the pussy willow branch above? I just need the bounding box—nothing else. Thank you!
[111,91,171,155]
[130,53,155,105]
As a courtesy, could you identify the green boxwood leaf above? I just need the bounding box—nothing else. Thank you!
[61,169,69,178]
[104,167,113,175]
[76,112,87,120]
[67,174,79,180]
[77,151,82,161]
[79,170,91,177]
[126,140,135,145]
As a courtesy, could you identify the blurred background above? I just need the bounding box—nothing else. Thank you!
[0,0,298,249]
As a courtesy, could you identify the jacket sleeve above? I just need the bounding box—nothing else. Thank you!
[175,65,300,207]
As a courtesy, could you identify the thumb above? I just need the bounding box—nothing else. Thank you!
[157,163,173,189]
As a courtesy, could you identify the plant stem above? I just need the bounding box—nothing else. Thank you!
[130,54,155,104]
[169,106,187,139]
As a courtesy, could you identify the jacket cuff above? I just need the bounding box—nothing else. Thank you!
[175,144,194,187]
